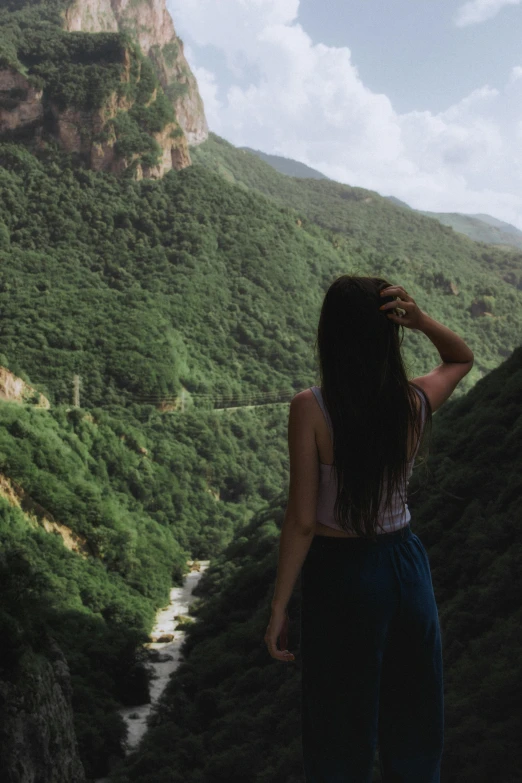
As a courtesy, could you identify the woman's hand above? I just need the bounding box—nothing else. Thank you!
[379,285,425,330]
[264,605,295,662]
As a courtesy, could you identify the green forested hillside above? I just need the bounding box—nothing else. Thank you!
[1,5,521,781]
[241,146,330,180]
[192,134,522,298]
[107,346,522,783]
[235,145,522,252]
[0,396,289,777]
[1,122,521,782]
[419,210,522,252]
[0,142,337,406]
[1,138,521,413]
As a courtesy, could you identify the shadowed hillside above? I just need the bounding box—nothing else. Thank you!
[108,345,522,783]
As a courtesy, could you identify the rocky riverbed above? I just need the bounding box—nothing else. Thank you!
[96,558,209,782]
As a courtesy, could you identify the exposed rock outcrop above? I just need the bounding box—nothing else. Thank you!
[0,365,50,408]
[0,473,91,558]
[0,640,86,783]
[0,69,44,135]
[1,0,204,178]
[0,49,190,178]
[63,0,209,146]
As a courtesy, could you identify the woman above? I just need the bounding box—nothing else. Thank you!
[264,276,474,782]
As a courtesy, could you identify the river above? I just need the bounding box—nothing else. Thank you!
[96,558,210,782]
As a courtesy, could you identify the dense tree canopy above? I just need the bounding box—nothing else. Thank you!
[0,9,521,780]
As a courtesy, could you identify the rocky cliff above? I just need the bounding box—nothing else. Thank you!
[0,638,86,783]
[0,69,44,136]
[0,0,208,178]
[0,365,50,408]
[0,43,191,179]
[62,0,208,146]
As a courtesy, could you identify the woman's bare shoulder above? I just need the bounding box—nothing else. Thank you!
[291,388,316,404]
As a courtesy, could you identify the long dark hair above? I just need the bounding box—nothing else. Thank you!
[313,275,432,540]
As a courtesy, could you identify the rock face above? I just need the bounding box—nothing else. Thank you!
[0,639,86,783]
[0,0,207,178]
[63,0,209,146]
[0,51,190,178]
[0,69,44,135]
[47,45,191,179]
[0,365,50,408]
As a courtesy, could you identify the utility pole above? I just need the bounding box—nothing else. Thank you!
[180,388,185,412]
[73,374,80,408]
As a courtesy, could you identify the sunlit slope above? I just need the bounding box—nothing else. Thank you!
[233,146,522,252]
[241,146,330,180]
[1,142,521,413]
[109,345,522,783]
[0,143,342,406]
[192,133,522,297]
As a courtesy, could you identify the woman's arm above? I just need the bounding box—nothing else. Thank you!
[271,392,319,609]
[271,513,316,611]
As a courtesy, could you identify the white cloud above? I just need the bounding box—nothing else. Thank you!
[454,0,522,27]
[169,0,522,230]
[509,65,522,83]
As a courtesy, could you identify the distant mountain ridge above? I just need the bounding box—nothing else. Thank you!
[240,147,330,180]
[244,147,522,251]
[417,210,522,251]
[470,213,522,236]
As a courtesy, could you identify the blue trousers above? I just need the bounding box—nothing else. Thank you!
[300,523,444,783]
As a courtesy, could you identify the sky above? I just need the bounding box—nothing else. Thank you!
[167,0,522,229]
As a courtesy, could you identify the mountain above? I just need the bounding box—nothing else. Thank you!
[0,0,208,179]
[192,133,522,298]
[386,195,413,210]
[62,0,208,146]
[418,210,522,252]
[235,147,522,252]
[107,346,522,783]
[471,213,522,236]
[241,146,330,180]
[0,124,519,778]
[0,6,521,781]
